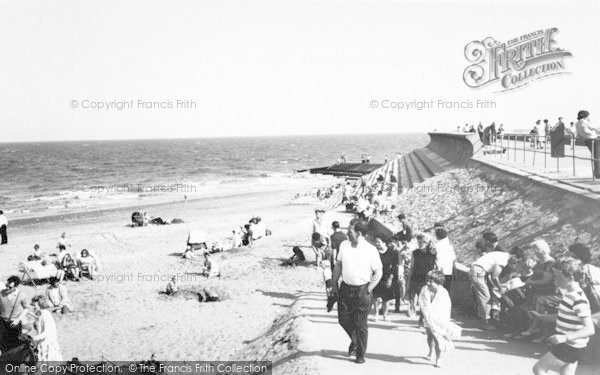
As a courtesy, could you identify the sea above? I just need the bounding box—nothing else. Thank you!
[0,133,429,223]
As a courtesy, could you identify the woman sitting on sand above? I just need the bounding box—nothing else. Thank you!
[165,276,179,295]
[182,247,196,259]
[45,277,73,314]
[288,246,306,266]
[56,245,80,282]
[77,249,100,280]
[202,253,220,278]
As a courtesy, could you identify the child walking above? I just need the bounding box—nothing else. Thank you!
[418,270,461,368]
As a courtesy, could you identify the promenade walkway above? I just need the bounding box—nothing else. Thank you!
[475,137,600,196]
[298,292,599,375]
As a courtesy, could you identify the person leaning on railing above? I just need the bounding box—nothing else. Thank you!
[575,110,600,178]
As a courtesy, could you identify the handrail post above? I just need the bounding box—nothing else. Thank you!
[593,140,596,182]
[531,135,540,165]
[496,137,502,159]
[572,137,576,176]
[544,135,547,169]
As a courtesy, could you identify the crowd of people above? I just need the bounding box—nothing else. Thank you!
[309,198,599,372]
[309,205,460,367]
[0,231,106,361]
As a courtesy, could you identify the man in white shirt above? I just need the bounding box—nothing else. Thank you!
[332,219,382,364]
[0,210,7,245]
[434,227,456,291]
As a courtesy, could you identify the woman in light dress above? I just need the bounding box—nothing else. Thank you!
[26,295,62,361]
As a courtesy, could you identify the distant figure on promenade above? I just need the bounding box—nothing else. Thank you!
[498,124,504,137]
[490,122,497,143]
[544,119,550,139]
[575,110,600,179]
[418,270,459,368]
[332,219,382,364]
[434,227,456,291]
[456,125,461,132]
[536,120,546,149]
[462,123,469,132]
[550,117,567,158]
[469,124,476,133]
[532,257,595,375]
[477,122,484,142]
[0,210,7,245]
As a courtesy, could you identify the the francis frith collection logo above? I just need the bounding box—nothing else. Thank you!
[463,28,572,92]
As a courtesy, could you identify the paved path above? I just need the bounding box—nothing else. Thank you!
[478,138,600,195]
[297,292,599,375]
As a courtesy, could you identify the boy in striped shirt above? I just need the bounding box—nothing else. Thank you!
[533,257,595,375]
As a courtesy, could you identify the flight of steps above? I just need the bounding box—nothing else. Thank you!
[398,147,461,190]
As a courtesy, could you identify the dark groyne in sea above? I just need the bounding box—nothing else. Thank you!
[407,132,600,364]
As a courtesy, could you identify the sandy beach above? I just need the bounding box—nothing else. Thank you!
[0,174,339,362]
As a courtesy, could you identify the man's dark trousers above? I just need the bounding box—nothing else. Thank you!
[0,224,6,244]
[337,282,371,357]
[585,139,600,178]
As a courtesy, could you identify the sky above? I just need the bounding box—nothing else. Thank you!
[0,0,599,142]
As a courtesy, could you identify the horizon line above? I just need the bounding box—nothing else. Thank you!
[0,131,429,145]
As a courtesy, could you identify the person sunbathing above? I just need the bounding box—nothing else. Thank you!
[165,276,179,295]
[182,247,196,259]
[56,245,80,282]
[45,277,73,313]
[27,244,45,261]
[198,287,219,302]
[288,246,306,266]
[202,253,220,278]
[77,249,100,280]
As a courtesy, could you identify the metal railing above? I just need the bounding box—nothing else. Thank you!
[483,133,600,181]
